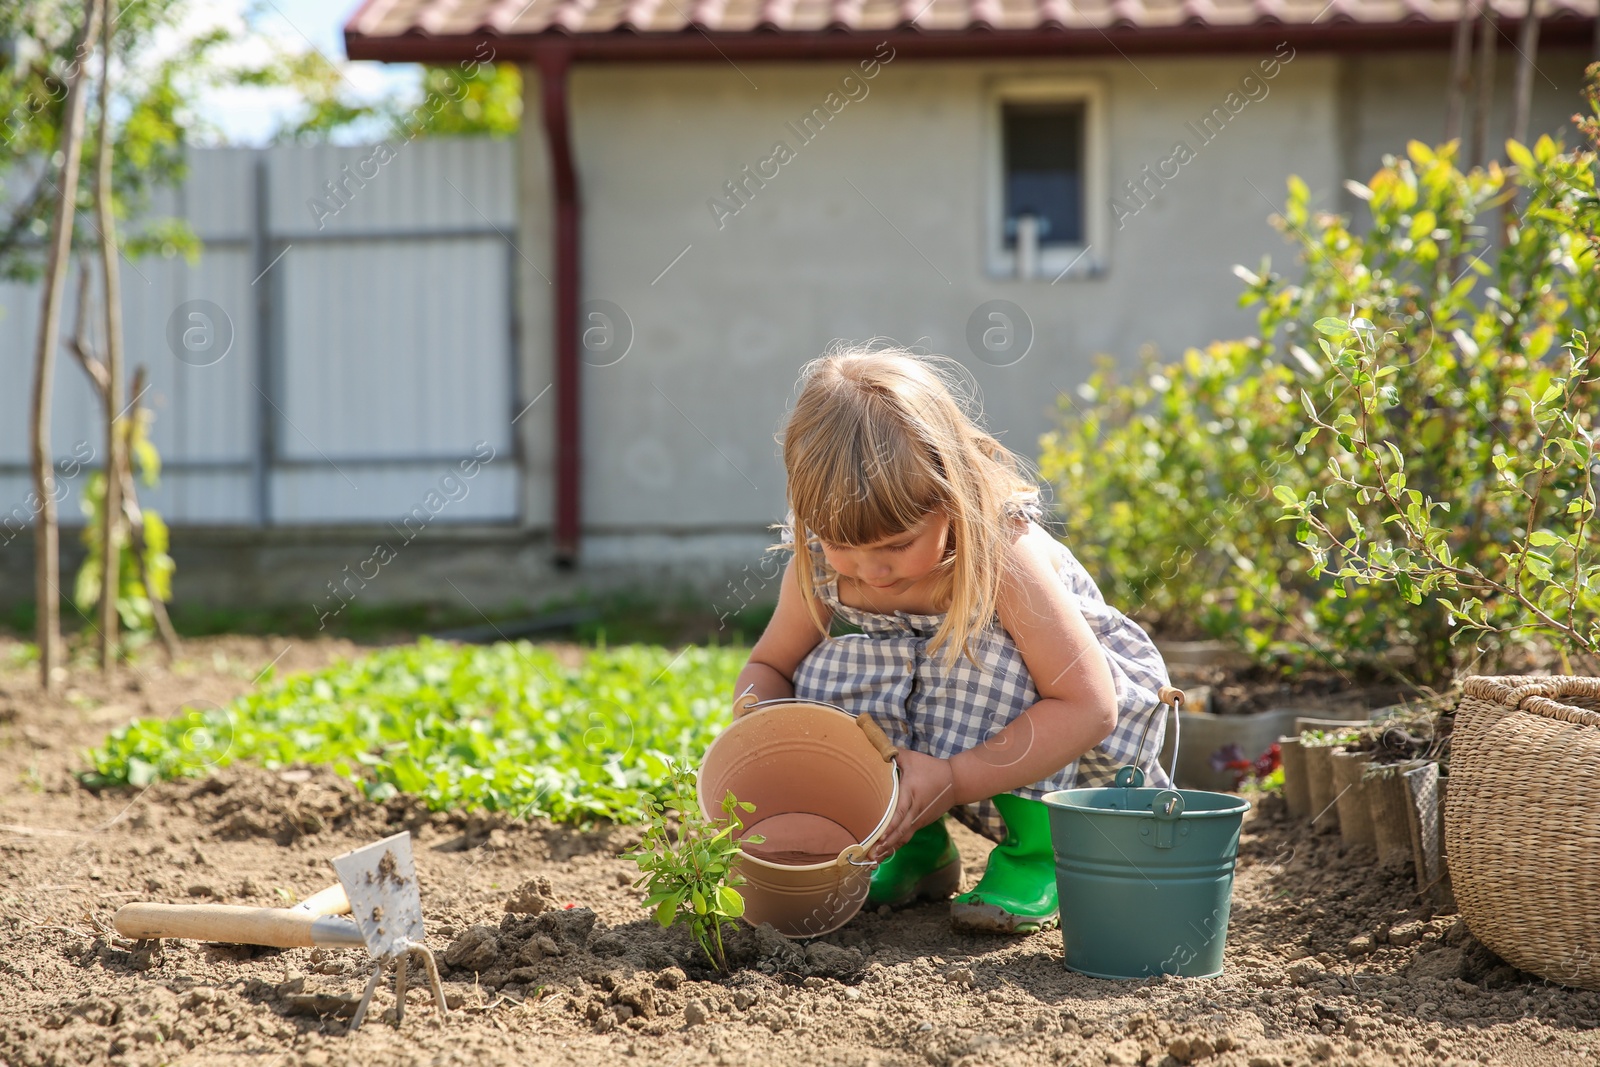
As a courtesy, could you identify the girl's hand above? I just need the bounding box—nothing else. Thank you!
[869,750,956,860]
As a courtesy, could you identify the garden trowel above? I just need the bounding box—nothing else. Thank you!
[114,831,447,1030]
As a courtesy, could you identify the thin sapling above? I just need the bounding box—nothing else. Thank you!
[623,762,761,973]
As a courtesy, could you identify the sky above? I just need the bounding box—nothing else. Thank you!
[179,0,421,145]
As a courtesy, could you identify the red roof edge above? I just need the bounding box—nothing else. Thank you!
[344,17,1595,64]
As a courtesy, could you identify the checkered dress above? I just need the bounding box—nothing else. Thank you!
[788,509,1171,842]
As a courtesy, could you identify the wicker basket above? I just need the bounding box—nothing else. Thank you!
[1445,676,1600,990]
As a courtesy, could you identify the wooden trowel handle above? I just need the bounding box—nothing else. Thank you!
[115,903,326,947]
[856,713,898,762]
[291,883,351,915]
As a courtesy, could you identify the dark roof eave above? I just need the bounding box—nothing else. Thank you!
[343,17,1594,64]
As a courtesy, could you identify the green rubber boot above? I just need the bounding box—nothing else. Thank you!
[950,793,1060,934]
[866,818,962,908]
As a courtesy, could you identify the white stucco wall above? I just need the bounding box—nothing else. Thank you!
[513,46,1590,562]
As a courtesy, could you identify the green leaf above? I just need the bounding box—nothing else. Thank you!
[1505,139,1536,171]
[127,758,157,788]
[1528,530,1565,547]
[1313,317,1349,337]
[715,885,744,918]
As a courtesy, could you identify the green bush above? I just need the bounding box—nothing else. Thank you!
[85,638,744,823]
[1043,117,1600,685]
[1283,316,1597,664]
[1038,341,1322,649]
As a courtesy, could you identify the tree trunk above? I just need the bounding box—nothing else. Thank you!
[94,8,123,670]
[1446,0,1482,145]
[1469,3,1499,167]
[1510,0,1542,146]
[30,0,104,692]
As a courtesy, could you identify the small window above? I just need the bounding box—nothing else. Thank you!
[987,78,1105,281]
[1002,103,1084,249]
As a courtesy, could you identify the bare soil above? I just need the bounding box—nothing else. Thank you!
[1,635,1597,1067]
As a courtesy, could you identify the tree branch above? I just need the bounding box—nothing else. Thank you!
[68,259,108,395]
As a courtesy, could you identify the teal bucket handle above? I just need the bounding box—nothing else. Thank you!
[1112,687,1184,788]
[1153,789,1184,818]
[1148,789,1185,847]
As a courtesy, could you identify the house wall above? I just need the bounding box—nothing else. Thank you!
[0,47,1588,614]
[522,46,1588,557]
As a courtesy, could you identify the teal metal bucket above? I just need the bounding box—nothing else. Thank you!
[1042,694,1250,979]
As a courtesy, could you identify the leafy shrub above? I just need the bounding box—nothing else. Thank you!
[1038,341,1322,650]
[1282,316,1597,662]
[1263,134,1599,681]
[85,638,744,822]
[1042,119,1600,685]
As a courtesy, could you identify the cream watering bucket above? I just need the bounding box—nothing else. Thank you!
[697,698,900,938]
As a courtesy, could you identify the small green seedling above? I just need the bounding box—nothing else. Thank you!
[623,762,761,973]
[1300,729,1359,746]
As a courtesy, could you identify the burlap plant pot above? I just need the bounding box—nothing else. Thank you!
[1302,739,1341,834]
[1445,676,1600,990]
[1329,748,1376,850]
[1278,736,1310,819]
[1364,760,1421,870]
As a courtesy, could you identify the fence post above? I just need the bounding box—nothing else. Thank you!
[251,154,273,527]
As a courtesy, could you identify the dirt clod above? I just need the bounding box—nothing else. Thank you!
[1168,1034,1215,1063]
[1103,1037,1142,1065]
[505,876,557,915]
[1409,946,1465,981]
[517,933,562,965]
[803,942,865,980]
[443,924,501,971]
[1389,920,1426,947]
[753,923,804,972]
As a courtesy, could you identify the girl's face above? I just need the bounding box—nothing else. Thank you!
[819,511,949,593]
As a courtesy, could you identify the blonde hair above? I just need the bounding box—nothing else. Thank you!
[780,344,1041,665]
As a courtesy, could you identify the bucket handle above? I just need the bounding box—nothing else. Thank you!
[735,697,902,868]
[1114,685,1185,789]
[842,714,901,866]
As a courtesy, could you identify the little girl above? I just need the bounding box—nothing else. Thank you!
[733,346,1171,935]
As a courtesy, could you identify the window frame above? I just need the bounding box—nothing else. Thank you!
[985,75,1108,282]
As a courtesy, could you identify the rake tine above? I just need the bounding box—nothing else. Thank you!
[349,958,385,1031]
[393,950,409,1025]
[415,945,449,1019]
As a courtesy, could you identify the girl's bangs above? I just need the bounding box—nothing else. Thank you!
[793,439,940,547]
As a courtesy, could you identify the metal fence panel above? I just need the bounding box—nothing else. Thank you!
[0,138,519,529]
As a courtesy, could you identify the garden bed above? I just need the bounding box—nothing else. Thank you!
[1,636,1597,1066]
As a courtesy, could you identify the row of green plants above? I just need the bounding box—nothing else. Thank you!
[85,634,760,970]
[85,639,743,823]
[1042,85,1600,686]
